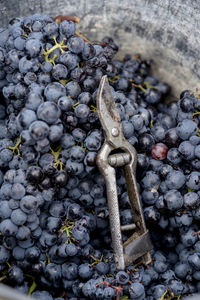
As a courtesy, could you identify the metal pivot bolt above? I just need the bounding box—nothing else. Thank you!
[111,127,119,137]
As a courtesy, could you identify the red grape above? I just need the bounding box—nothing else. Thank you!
[151,143,168,160]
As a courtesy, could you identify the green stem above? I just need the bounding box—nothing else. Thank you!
[26,274,37,295]
[193,111,200,116]
[8,138,21,156]
[0,275,7,281]
[72,101,80,109]
[144,81,158,90]
[131,82,147,93]
[158,289,168,300]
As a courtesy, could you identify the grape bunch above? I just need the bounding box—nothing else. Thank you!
[0,13,200,300]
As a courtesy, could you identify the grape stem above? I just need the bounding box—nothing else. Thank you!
[59,218,75,244]
[192,230,200,236]
[54,15,80,24]
[96,280,123,300]
[43,36,68,65]
[75,31,92,43]
[0,275,7,281]
[8,138,21,156]
[50,146,64,170]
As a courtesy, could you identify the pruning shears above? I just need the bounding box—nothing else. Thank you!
[96,75,153,270]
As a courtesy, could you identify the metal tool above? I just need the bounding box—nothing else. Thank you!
[96,75,153,270]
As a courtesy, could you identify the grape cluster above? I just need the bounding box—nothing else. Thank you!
[0,13,200,300]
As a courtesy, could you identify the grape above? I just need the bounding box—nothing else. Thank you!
[25,91,43,111]
[32,291,53,300]
[60,133,74,149]
[0,219,18,236]
[145,88,161,104]
[44,82,66,102]
[68,36,84,54]
[10,208,27,225]
[0,245,10,263]
[167,147,182,164]
[165,170,186,190]
[129,282,145,300]
[164,189,183,211]
[62,262,78,280]
[152,142,168,160]
[60,20,75,38]
[176,119,197,140]
[16,226,31,240]
[82,42,96,60]
[12,246,25,261]
[184,192,199,208]
[59,51,80,70]
[138,133,155,152]
[49,201,65,218]
[58,96,73,111]
[65,243,78,256]
[96,262,109,275]
[168,279,184,296]
[8,265,24,284]
[141,171,160,189]
[186,171,200,190]
[1,13,200,300]
[78,263,94,280]
[11,183,26,199]
[178,141,195,160]
[25,38,42,57]
[174,262,190,279]
[17,109,37,129]
[20,195,38,214]
[74,104,90,119]
[82,279,97,297]
[46,217,61,233]
[0,201,12,219]
[37,101,61,124]
[71,66,84,82]
[45,263,61,285]
[49,124,63,142]
[29,120,49,141]
[65,81,81,98]
[122,120,134,139]
[131,114,144,131]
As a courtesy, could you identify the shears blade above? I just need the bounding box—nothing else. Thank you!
[97,75,121,131]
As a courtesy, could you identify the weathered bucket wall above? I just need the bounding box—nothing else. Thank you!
[0,2,200,300]
[0,0,200,98]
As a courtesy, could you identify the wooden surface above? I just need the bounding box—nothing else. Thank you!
[0,0,200,98]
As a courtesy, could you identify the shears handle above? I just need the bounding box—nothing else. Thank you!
[97,141,152,269]
[96,142,125,270]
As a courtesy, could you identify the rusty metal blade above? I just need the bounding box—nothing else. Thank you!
[124,231,153,265]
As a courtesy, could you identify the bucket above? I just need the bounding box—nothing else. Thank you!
[0,1,199,299]
[0,0,200,98]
